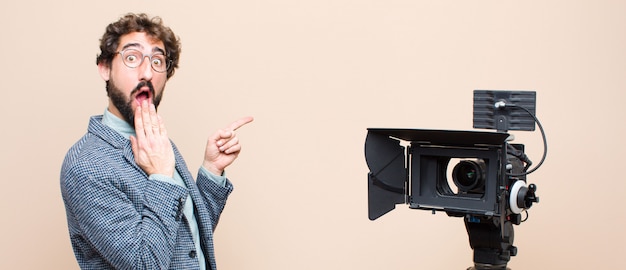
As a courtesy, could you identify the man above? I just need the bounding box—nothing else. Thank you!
[60,13,252,269]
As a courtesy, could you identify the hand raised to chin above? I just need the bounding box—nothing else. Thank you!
[130,100,176,178]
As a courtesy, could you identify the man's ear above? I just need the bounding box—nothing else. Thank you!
[98,62,111,81]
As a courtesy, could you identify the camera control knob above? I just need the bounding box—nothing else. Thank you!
[509,181,539,214]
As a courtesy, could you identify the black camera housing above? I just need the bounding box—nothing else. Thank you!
[365,90,540,269]
[366,128,511,220]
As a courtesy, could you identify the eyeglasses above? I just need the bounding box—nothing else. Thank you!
[116,48,171,73]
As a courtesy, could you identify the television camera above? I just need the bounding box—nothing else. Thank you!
[365,90,546,270]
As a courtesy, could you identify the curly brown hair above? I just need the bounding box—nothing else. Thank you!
[96,13,181,79]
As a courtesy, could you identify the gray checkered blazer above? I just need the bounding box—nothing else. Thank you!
[61,115,233,270]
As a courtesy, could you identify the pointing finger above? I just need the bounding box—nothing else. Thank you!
[227,116,254,131]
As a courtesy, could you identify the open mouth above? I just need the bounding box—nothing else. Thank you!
[132,82,154,105]
[135,89,151,104]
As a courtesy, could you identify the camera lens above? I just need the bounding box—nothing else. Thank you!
[452,160,486,193]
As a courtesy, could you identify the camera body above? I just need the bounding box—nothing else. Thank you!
[410,130,511,217]
[365,90,541,269]
[366,128,516,220]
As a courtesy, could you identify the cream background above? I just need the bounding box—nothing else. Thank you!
[1,0,624,269]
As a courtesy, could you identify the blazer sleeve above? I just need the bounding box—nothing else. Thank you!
[62,158,189,269]
[195,169,234,230]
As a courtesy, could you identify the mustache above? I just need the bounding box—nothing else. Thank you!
[130,81,155,97]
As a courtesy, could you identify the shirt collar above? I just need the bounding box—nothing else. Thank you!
[101,109,136,139]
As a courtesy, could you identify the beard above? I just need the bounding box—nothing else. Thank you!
[106,79,163,126]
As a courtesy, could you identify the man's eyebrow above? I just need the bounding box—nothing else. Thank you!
[120,43,143,51]
[153,47,166,55]
[120,43,165,55]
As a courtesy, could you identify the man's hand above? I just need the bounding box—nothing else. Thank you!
[203,116,254,176]
[130,100,176,178]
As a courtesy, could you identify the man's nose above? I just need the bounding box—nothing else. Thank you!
[138,56,154,81]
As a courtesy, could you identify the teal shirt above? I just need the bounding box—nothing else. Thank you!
[102,109,226,270]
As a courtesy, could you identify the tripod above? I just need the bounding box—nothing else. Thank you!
[464,215,516,270]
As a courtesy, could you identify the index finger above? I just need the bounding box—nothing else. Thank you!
[134,105,145,138]
[227,116,254,131]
